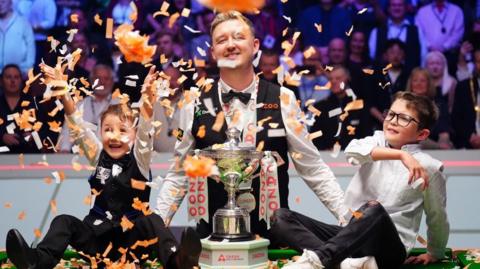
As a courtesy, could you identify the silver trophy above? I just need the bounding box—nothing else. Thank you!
[196,127,263,241]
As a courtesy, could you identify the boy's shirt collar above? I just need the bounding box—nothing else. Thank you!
[400,143,422,154]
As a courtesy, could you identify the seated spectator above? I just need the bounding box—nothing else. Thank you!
[310,66,368,150]
[153,31,182,71]
[58,64,115,152]
[297,47,330,110]
[340,0,386,35]
[0,0,35,75]
[258,49,280,85]
[406,68,453,149]
[348,30,373,69]
[328,37,365,100]
[415,0,464,74]
[366,39,410,131]
[369,0,426,71]
[451,48,480,149]
[296,0,352,47]
[153,66,183,153]
[0,64,40,153]
[425,51,457,113]
[14,0,57,66]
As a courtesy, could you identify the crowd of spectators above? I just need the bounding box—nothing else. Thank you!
[0,0,480,154]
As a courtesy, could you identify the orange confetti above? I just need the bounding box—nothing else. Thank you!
[50,200,57,215]
[18,153,24,168]
[94,13,103,26]
[129,2,138,23]
[196,125,206,138]
[211,111,225,132]
[416,235,427,246]
[307,130,323,141]
[350,208,363,219]
[280,93,290,106]
[362,68,374,75]
[102,242,113,257]
[347,125,356,135]
[34,228,42,238]
[183,155,216,178]
[314,23,322,32]
[120,216,134,231]
[105,18,114,39]
[131,178,146,191]
[0,118,3,125]
[44,176,52,184]
[4,202,12,208]
[18,210,26,220]
[83,195,92,205]
[168,12,180,28]
[114,24,157,64]
[70,14,78,23]
[197,0,265,13]
[181,8,191,17]
[256,141,264,151]
[295,196,301,204]
[20,101,30,107]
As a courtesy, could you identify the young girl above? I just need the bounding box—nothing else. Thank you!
[6,67,201,269]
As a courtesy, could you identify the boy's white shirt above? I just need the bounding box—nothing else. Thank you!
[66,111,154,179]
[344,131,449,259]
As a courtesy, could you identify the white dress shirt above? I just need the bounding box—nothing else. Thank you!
[369,19,427,63]
[155,78,348,224]
[344,131,449,258]
[415,2,464,51]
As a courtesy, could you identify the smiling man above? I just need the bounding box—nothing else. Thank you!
[155,11,348,240]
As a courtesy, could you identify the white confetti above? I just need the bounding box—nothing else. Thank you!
[328,107,342,118]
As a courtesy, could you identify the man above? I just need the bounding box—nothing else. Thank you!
[369,0,426,71]
[297,47,329,111]
[154,31,181,71]
[296,0,351,47]
[310,66,367,150]
[155,11,348,238]
[59,64,115,152]
[0,0,35,75]
[415,0,464,73]
[258,49,280,85]
[452,48,480,149]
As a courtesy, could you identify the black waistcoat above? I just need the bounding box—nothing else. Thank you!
[83,150,151,235]
[191,79,290,236]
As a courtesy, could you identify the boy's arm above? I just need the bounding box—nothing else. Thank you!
[345,132,429,188]
[406,171,449,265]
[61,94,101,166]
[134,67,157,179]
[424,171,449,259]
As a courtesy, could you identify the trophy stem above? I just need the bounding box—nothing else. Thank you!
[224,172,240,210]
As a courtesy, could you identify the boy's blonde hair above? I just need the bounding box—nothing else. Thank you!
[393,91,439,131]
[210,11,255,37]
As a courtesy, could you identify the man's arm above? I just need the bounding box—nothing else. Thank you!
[280,87,348,220]
[155,93,196,224]
[134,67,157,179]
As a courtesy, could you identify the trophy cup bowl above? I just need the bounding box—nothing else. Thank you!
[195,128,263,241]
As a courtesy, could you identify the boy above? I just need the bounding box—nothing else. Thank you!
[270,91,449,269]
[6,67,202,269]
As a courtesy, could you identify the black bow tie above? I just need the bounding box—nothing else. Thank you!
[221,90,251,105]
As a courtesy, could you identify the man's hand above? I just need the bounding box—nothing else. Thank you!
[2,134,20,146]
[404,253,438,265]
[400,151,429,190]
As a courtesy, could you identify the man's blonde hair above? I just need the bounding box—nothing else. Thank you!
[210,11,256,37]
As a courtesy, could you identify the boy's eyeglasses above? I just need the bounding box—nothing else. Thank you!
[384,110,419,127]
